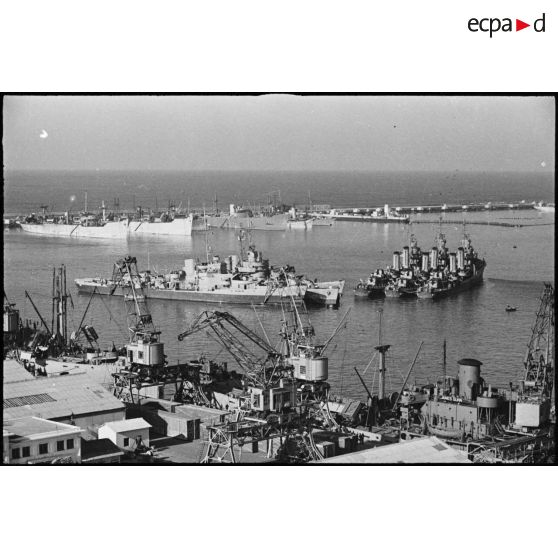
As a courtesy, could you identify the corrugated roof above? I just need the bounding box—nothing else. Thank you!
[3,373,125,421]
[100,418,151,433]
[320,436,471,464]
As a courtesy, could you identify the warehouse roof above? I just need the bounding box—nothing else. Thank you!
[3,373,125,421]
[320,436,471,464]
[100,418,151,433]
[3,359,35,384]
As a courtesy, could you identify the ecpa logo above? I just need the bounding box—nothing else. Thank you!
[468,13,546,38]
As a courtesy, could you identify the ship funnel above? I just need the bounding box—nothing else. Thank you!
[457,358,482,401]
[392,251,401,271]
[457,247,465,270]
[430,247,438,269]
[402,246,410,268]
[449,253,457,273]
[422,253,429,272]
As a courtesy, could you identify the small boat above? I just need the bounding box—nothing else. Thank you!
[534,201,555,213]
[505,305,517,312]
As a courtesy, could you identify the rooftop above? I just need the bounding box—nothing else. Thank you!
[320,436,471,464]
[3,359,35,384]
[4,416,82,441]
[101,418,151,433]
[3,373,125,421]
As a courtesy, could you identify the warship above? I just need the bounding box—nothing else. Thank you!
[75,239,345,307]
[355,230,485,299]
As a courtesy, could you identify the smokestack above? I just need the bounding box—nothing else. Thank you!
[402,246,410,268]
[449,253,457,273]
[457,247,465,270]
[430,247,438,269]
[422,253,429,271]
[392,251,401,271]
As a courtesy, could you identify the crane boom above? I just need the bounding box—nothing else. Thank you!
[523,283,554,397]
[178,310,283,388]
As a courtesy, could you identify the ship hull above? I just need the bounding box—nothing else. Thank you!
[75,280,305,306]
[354,286,385,299]
[128,217,193,236]
[21,217,193,238]
[422,264,486,300]
[332,215,409,224]
[20,221,130,238]
[304,288,340,306]
[204,214,288,231]
[287,219,314,230]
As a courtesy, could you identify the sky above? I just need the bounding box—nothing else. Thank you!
[2,95,555,172]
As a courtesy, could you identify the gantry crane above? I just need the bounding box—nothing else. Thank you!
[523,283,554,399]
[178,310,285,389]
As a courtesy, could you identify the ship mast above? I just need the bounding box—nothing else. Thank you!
[375,308,391,400]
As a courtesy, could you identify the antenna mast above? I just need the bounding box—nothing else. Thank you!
[375,308,391,400]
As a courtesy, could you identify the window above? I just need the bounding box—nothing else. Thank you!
[57,440,65,452]
[138,351,144,359]
[39,443,49,455]
[22,446,30,458]
[123,437,129,447]
[11,447,21,460]
[66,438,74,450]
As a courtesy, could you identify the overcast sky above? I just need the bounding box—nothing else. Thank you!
[3,95,555,172]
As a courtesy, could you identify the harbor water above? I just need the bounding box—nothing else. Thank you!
[3,170,555,401]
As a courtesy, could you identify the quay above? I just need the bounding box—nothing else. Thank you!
[409,219,553,228]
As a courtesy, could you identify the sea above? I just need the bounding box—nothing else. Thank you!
[3,170,555,401]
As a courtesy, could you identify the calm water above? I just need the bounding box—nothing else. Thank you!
[3,170,555,401]
[3,169,554,213]
[4,173,554,397]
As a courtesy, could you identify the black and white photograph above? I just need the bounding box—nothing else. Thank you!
[2,94,555,465]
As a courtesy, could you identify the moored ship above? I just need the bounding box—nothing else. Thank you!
[355,231,485,299]
[534,201,555,213]
[331,204,409,224]
[75,241,345,307]
[19,203,193,238]
[416,233,486,299]
[198,204,289,231]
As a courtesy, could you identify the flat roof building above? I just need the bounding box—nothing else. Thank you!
[98,418,151,452]
[3,416,83,464]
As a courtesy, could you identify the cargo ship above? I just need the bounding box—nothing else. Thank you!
[75,243,345,307]
[19,203,193,238]
[195,204,289,231]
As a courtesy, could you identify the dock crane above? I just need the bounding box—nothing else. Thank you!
[110,256,168,400]
[523,283,554,399]
[177,294,351,462]
[109,255,218,404]
[178,310,285,389]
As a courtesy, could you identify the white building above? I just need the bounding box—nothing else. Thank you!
[98,418,151,451]
[3,416,83,464]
